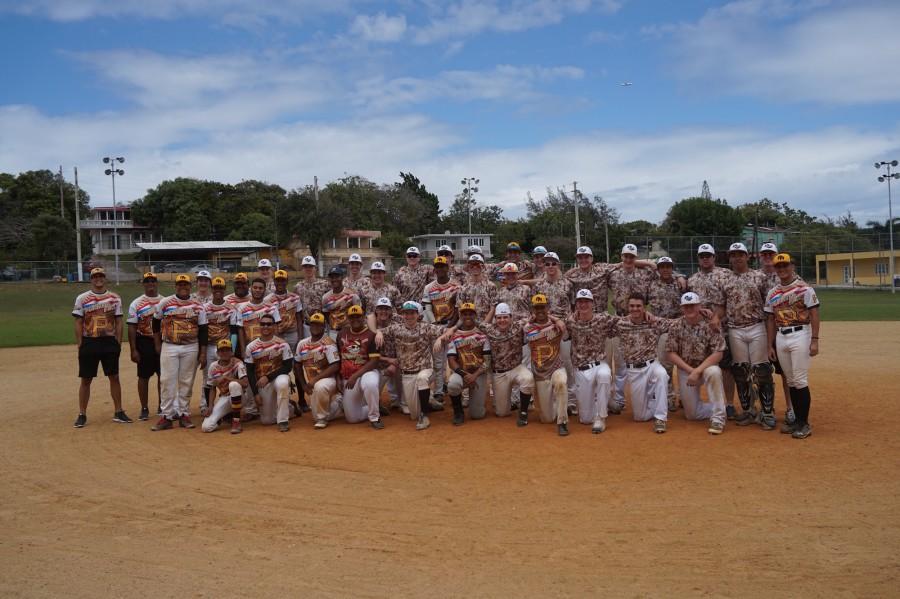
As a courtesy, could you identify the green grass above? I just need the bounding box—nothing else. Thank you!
[0,282,897,348]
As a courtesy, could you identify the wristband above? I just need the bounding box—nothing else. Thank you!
[812,336,819,340]
[454,368,466,377]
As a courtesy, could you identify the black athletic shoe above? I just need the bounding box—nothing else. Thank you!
[371,418,385,430]
[113,411,133,424]
[379,405,390,417]
[139,407,150,421]
[558,423,569,436]
[73,413,86,428]
[726,404,737,421]
[290,400,302,418]
[517,412,528,427]
[452,411,464,426]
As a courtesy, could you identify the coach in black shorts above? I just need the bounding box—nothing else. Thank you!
[127,272,163,421]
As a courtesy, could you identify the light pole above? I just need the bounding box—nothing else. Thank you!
[103,156,125,285]
[571,181,581,248]
[875,160,899,293]
[460,177,479,235]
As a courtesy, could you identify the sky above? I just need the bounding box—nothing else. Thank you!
[1,0,899,224]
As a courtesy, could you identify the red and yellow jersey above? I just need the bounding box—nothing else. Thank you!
[154,295,208,345]
[244,337,293,379]
[423,280,460,323]
[73,290,123,338]
[237,301,281,342]
[126,294,161,337]
[446,328,491,373]
[523,320,563,380]
[224,292,251,310]
[206,357,247,391]
[294,335,340,381]
[322,289,361,331]
[337,328,380,379]
[205,302,237,342]
[266,292,302,336]
[764,278,819,328]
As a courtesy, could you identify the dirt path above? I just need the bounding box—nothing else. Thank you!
[1,322,898,597]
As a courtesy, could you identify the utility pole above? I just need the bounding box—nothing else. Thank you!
[314,176,322,277]
[102,156,125,285]
[74,167,83,282]
[572,181,581,248]
[875,160,898,293]
[58,165,65,218]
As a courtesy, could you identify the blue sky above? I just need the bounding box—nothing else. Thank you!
[1,0,899,223]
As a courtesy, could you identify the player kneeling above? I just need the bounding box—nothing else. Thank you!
[294,312,343,430]
[338,306,384,429]
[665,292,728,435]
[202,339,249,434]
[244,314,295,433]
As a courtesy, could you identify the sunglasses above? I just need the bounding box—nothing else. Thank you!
[260,321,275,326]
[406,254,419,258]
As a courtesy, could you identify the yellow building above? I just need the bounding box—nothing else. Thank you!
[815,250,898,287]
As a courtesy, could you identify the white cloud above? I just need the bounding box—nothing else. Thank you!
[661,0,900,104]
[349,12,407,42]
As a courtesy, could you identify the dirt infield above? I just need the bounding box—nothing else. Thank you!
[1,322,898,597]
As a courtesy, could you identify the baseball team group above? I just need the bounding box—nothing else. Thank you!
[71,240,820,439]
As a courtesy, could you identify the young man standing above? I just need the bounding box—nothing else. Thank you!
[422,256,460,407]
[200,277,239,417]
[192,270,213,304]
[237,278,282,354]
[445,303,492,425]
[294,255,330,338]
[72,267,129,427]
[393,246,434,304]
[458,254,497,322]
[372,297,405,414]
[244,314,294,432]
[358,261,400,316]
[294,312,343,429]
[256,258,276,293]
[565,246,613,314]
[345,253,366,293]
[266,269,306,416]
[494,263,531,320]
[126,272,163,421]
[437,244,467,284]
[322,266,362,340]
[648,256,683,412]
[522,294,570,436]
[758,242,796,427]
[338,305,384,429]
[200,339,249,434]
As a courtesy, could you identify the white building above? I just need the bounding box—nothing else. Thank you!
[410,232,494,262]
[80,205,155,256]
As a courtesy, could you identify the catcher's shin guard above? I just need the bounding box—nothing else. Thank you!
[731,362,753,411]
[752,362,775,414]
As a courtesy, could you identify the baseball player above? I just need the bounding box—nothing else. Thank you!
[475,303,534,423]
[493,263,531,319]
[422,256,460,407]
[337,305,384,428]
[72,267,129,428]
[444,303,492,425]
[359,261,400,319]
[565,246,614,313]
[126,272,163,421]
[437,244,467,285]
[237,278,282,353]
[648,256,683,412]
[151,274,208,430]
[373,296,406,414]
[608,294,670,433]
[566,288,620,433]
[665,292,727,435]
[266,269,305,416]
[723,242,776,429]
[257,258,276,293]
[200,339,249,434]
[345,253,366,293]
[294,255,330,340]
[322,266,362,339]
[531,245,548,280]
[458,253,498,321]
[765,253,820,439]
[522,294,570,436]
[192,270,213,304]
[200,277,239,417]
[294,312,343,429]
[224,272,251,352]
[497,242,534,280]
[759,242,796,427]
[377,301,446,430]
[393,246,434,303]
[244,313,294,432]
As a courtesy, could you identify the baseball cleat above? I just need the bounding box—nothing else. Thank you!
[591,419,606,434]
[401,405,411,415]
[241,412,259,423]
[653,419,667,434]
[708,421,724,435]
[230,419,242,434]
[278,421,289,433]
[370,418,385,430]
[725,405,737,421]
[668,397,679,412]
[608,403,623,415]
[516,412,528,427]
[791,424,812,439]
[199,404,209,418]
[379,405,390,417]
[780,420,797,434]
[314,419,328,429]
[734,411,756,427]
[567,404,578,416]
[428,399,445,411]
[151,416,173,431]
[416,414,431,431]
[557,423,570,436]
[112,410,133,424]
[760,413,777,431]
[73,413,87,428]
[178,414,195,429]
[139,407,150,421]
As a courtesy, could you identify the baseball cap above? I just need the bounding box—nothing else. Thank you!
[728,242,749,254]
[141,272,157,282]
[257,259,272,268]
[349,253,362,263]
[468,254,485,264]
[459,302,477,313]
[500,262,518,273]
[433,256,448,266]
[274,269,288,280]
[575,288,594,301]
[531,293,548,306]
[466,245,483,255]
[543,252,560,263]
[405,246,420,256]
[196,270,211,280]
[576,246,593,256]
[697,243,715,255]
[401,300,421,313]
[773,253,792,265]
[375,297,393,308]
[621,243,638,256]
[90,267,105,278]
[216,339,233,351]
[347,305,364,316]
[760,242,778,253]
[680,292,702,305]
[308,312,325,324]
[370,261,385,272]
[657,256,673,265]
[532,245,547,255]
[175,274,191,284]
[494,303,511,316]
[301,256,316,267]
[506,242,521,251]
[212,277,226,288]
[234,272,249,283]
[327,266,344,277]
[437,244,453,254]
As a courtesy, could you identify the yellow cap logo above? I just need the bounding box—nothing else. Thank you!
[308,312,325,324]
[175,274,191,284]
[531,294,548,306]
[773,253,792,265]
[433,256,448,265]
[216,339,233,350]
[274,269,288,280]
[459,302,477,312]
[347,305,364,316]
[234,273,248,282]
[212,277,226,287]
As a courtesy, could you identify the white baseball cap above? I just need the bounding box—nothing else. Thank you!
[532,245,547,255]
[301,255,316,267]
[257,259,272,268]
[349,253,362,263]
[728,242,748,254]
[466,245,483,255]
[406,246,420,255]
[621,244,638,256]
[438,244,452,253]
[575,288,594,300]
[680,292,702,305]
[697,243,715,255]
[468,253,485,264]
[760,242,778,253]
[656,256,673,265]
[576,246,593,256]
[543,251,560,262]
[375,297,393,308]
[370,261,385,272]
[500,262,518,273]
[196,270,211,279]
[494,303,511,316]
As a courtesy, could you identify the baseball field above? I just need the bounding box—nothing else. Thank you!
[1,284,899,596]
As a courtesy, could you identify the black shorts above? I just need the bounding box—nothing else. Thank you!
[136,335,161,379]
[78,337,121,379]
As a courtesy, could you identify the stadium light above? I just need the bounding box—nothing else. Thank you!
[875,160,898,293]
[102,156,125,285]
[461,177,480,235]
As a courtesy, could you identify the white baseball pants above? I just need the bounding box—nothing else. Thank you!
[573,361,611,424]
[258,373,292,425]
[560,339,576,406]
[678,366,726,425]
[432,347,447,398]
[492,365,534,417]
[342,371,382,423]
[626,362,669,422]
[202,381,243,432]
[613,338,627,407]
[307,377,340,422]
[657,332,676,402]
[775,327,812,388]
[533,367,568,425]
[448,372,488,419]
[160,342,199,419]
[402,369,433,421]
[380,367,403,408]
[728,322,768,365]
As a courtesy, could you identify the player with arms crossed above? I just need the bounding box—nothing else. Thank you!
[201,339,249,434]
[127,272,163,420]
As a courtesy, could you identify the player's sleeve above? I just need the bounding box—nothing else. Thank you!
[325,341,340,365]
[113,294,124,316]
[72,293,85,317]
[763,289,775,313]
[446,336,458,356]
[206,362,217,379]
[197,304,208,325]
[281,341,293,361]
[126,298,139,324]
[710,329,727,353]
[804,287,820,308]
[243,343,255,364]
[235,362,248,379]
[153,297,165,320]
[664,327,678,354]
[272,307,282,323]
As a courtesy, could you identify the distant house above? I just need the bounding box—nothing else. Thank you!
[286,229,393,274]
[80,205,155,256]
[815,250,898,288]
[411,232,494,262]
[741,225,789,251]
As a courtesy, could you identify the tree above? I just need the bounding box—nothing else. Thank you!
[662,197,743,237]
[736,198,816,230]
[397,172,441,233]
[441,193,505,235]
[279,186,350,261]
[29,214,76,261]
